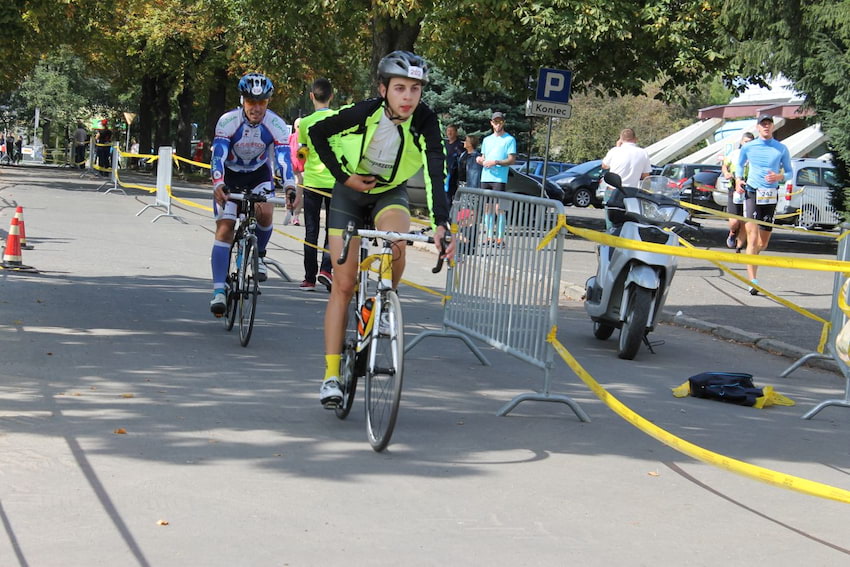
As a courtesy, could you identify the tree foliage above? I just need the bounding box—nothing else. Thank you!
[720,0,850,211]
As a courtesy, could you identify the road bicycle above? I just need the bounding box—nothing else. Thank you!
[221,189,287,347]
[334,220,450,452]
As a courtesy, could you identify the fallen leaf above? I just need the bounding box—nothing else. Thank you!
[647,471,660,477]
[157,520,169,526]
[114,428,127,434]
[121,393,135,398]
[46,352,53,356]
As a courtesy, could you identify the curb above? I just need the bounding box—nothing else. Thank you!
[659,309,840,375]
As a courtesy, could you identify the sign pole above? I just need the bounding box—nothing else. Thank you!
[541,117,553,198]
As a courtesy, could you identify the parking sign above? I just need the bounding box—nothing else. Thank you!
[536,68,572,104]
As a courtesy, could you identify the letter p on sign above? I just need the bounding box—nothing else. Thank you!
[535,68,572,104]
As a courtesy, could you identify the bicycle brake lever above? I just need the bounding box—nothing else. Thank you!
[338,221,356,265]
[431,232,451,274]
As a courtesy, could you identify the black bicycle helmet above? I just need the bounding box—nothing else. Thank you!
[238,73,274,100]
[377,51,429,85]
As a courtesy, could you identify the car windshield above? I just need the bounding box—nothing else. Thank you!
[640,175,680,198]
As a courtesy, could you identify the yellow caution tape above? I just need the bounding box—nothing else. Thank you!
[565,224,850,273]
[675,235,830,353]
[546,327,850,504]
[680,200,839,238]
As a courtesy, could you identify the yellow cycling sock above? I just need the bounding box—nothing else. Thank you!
[324,354,341,381]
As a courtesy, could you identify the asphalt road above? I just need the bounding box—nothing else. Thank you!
[1,165,850,566]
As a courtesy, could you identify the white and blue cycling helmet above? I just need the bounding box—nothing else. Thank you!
[238,73,274,100]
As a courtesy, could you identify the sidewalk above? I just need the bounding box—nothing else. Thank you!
[2,166,850,565]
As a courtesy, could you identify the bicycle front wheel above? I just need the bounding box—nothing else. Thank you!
[365,290,404,452]
[238,238,259,347]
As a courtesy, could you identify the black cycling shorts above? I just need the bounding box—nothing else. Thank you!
[744,186,776,232]
[327,182,409,235]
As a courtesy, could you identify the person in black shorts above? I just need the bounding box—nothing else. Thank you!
[734,115,792,295]
[307,51,454,408]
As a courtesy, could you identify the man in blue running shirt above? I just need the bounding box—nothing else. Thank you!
[735,114,792,295]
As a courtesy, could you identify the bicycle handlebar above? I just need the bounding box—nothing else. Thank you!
[224,191,288,207]
[336,221,452,274]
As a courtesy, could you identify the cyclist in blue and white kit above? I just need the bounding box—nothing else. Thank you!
[209,72,297,316]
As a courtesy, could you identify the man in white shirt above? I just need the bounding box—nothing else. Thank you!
[601,128,652,190]
[600,128,652,229]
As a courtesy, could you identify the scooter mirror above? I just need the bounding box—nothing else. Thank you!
[603,171,622,188]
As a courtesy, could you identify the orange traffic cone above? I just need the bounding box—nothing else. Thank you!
[14,206,33,250]
[2,217,23,266]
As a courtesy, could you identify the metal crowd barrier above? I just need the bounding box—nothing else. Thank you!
[781,225,850,419]
[407,187,589,422]
[794,186,841,229]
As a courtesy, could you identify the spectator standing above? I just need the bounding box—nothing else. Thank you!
[601,128,652,229]
[73,122,88,169]
[297,77,336,292]
[444,124,463,202]
[476,111,517,246]
[458,134,482,190]
[129,138,140,169]
[13,136,23,164]
[4,134,13,163]
[735,114,792,295]
[95,119,113,175]
[721,131,754,251]
[284,117,304,226]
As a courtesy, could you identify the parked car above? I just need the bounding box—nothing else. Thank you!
[659,163,722,210]
[512,158,575,179]
[550,160,605,208]
[406,167,564,209]
[774,158,841,230]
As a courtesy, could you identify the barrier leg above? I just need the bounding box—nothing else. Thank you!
[780,352,830,378]
[262,257,291,282]
[405,328,490,366]
[497,393,591,422]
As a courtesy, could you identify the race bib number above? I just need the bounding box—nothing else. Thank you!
[755,187,777,205]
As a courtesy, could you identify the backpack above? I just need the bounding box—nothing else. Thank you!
[672,372,795,409]
[687,372,762,406]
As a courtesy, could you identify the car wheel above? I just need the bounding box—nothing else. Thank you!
[573,187,592,208]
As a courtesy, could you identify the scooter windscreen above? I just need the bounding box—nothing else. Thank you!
[606,174,688,228]
[639,175,680,199]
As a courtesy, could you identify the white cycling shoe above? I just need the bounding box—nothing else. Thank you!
[320,378,343,408]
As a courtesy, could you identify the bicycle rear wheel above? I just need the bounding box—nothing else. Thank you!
[335,296,361,419]
[365,290,404,452]
[238,238,259,347]
[224,239,239,331]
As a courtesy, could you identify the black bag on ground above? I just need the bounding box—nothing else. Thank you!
[687,372,763,407]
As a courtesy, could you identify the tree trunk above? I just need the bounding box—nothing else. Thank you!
[176,68,194,159]
[370,15,421,93]
[206,66,228,140]
[154,75,172,150]
[138,75,155,155]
